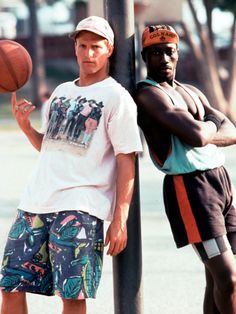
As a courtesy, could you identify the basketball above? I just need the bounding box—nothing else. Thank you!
[0,40,32,93]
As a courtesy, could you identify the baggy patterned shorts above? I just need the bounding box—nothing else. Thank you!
[0,209,104,299]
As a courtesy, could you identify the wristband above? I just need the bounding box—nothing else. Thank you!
[204,114,222,131]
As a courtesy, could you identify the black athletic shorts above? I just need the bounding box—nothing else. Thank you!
[163,166,236,250]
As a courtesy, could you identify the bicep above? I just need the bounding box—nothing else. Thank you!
[136,87,220,147]
[136,88,202,140]
[116,153,136,168]
[186,85,225,119]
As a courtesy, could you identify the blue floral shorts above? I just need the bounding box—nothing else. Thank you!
[0,209,104,299]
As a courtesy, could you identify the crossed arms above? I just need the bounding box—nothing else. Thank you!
[135,84,236,148]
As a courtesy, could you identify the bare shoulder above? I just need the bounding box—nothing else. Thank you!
[183,83,212,107]
[183,83,205,98]
[183,84,208,103]
[135,83,173,110]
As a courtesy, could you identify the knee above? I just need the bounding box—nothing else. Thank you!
[1,291,26,302]
[218,274,236,296]
[1,291,27,314]
[62,298,86,308]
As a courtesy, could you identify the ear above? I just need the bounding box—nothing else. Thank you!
[74,40,78,57]
[107,44,114,57]
[175,44,179,58]
[141,50,146,63]
[175,48,179,62]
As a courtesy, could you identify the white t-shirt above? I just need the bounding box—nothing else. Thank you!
[18,77,143,221]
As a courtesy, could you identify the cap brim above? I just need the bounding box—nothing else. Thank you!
[69,27,108,42]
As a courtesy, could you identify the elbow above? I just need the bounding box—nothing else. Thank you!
[190,120,215,146]
[38,142,43,152]
[185,128,210,147]
[189,129,211,147]
[177,119,218,147]
[193,136,209,147]
[34,142,42,152]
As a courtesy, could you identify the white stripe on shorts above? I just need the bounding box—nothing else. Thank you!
[193,235,231,261]
[203,238,221,259]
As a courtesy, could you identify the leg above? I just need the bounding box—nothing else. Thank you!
[62,299,86,314]
[1,291,27,314]
[203,267,220,314]
[49,211,104,310]
[204,250,236,314]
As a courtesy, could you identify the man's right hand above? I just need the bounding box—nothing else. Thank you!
[11,92,43,151]
[11,92,35,133]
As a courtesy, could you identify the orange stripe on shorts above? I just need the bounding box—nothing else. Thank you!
[173,175,202,243]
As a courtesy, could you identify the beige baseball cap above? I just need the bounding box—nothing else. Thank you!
[70,16,114,46]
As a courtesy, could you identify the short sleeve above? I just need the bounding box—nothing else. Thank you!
[107,90,143,155]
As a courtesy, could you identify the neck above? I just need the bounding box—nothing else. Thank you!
[147,75,175,87]
[77,71,109,87]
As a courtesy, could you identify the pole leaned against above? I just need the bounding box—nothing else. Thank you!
[104,1,144,313]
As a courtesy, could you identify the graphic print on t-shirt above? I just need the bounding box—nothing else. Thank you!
[44,95,104,153]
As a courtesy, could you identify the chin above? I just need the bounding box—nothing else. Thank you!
[154,75,173,83]
[162,74,174,81]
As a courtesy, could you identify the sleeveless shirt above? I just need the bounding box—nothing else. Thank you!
[138,78,224,175]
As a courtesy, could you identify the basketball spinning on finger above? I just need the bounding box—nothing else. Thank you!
[0,40,32,93]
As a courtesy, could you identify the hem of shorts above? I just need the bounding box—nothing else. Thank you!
[226,227,236,233]
[199,245,229,262]
[0,287,54,297]
[59,295,96,300]
[175,232,227,248]
[0,287,97,299]
[54,290,96,300]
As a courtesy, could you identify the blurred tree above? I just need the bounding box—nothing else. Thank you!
[183,0,236,120]
[24,0,87,106]
[25,0,47,106]
[43,0,87,26]
[73,0,88,25]
[213,0,236,114]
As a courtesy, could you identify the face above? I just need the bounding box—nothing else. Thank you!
[143,43,179,83]
[75,31,113,77]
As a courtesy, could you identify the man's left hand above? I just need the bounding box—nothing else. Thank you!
[104,219,127,256]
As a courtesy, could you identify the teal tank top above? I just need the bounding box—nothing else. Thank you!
[139,78,225,175]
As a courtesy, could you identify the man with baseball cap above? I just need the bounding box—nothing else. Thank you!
[136,25,236,313]
[70,15,114,46]
[0,16,142,314]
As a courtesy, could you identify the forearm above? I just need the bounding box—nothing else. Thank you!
[209,118,236,147]
[105,153,136,256]
[22,125,44,151]
[163,111,219,147]
[113,153,136,225]
[12,94,44,151]
[200,99,236,146]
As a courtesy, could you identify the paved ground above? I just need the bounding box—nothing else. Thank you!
[1,129,236,313]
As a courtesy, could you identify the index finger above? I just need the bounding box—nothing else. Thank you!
[106,240,115,256]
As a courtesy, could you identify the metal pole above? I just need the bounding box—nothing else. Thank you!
[104,1,144,314]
